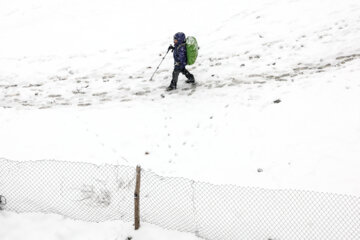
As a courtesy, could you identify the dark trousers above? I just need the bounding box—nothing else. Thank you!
[170,68,194,88]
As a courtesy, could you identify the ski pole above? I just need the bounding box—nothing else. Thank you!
[149,49,170,81]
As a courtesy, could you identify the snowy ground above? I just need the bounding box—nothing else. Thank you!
[1,0,360,239]
[0,211,199,240]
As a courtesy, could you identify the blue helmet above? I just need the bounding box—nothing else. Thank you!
[174,32,186,44]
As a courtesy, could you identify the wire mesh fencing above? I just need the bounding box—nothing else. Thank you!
[0,158,135,222]
[142,169,360,240]
[0,158,359,240]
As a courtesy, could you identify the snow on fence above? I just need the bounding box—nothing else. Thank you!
[0,158,359,240]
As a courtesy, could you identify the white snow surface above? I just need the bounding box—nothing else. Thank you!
[0,211,199,240]
[1,0,360,239]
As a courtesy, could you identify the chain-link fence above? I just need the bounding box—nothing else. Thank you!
[0,158,359,239]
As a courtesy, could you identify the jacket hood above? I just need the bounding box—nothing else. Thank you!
[174,32,186,44]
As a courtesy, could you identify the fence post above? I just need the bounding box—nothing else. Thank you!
[134,165,141,230]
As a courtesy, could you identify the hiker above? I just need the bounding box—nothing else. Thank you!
[167,32,195,91]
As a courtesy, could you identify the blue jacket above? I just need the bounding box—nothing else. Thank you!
[173,32,187,70]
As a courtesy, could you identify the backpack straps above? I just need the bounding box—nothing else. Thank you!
[177,43,186,50]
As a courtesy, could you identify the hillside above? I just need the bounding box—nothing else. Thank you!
[0,0,360,239]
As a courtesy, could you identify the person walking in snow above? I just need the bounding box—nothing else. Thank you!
[167,32,195,91]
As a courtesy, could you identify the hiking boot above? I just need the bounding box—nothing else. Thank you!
[166,85,176,91]
[185,79,195,84]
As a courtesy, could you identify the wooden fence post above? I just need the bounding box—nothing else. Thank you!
[134,165,141,230]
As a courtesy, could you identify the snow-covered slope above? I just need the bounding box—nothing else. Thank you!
[1,0,359,194]
[1,0,360,239]
[1,0,360,107]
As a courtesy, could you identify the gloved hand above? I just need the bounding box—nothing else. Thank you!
[168,45,174,52]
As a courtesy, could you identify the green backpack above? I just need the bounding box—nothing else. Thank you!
[186,36,199,65]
